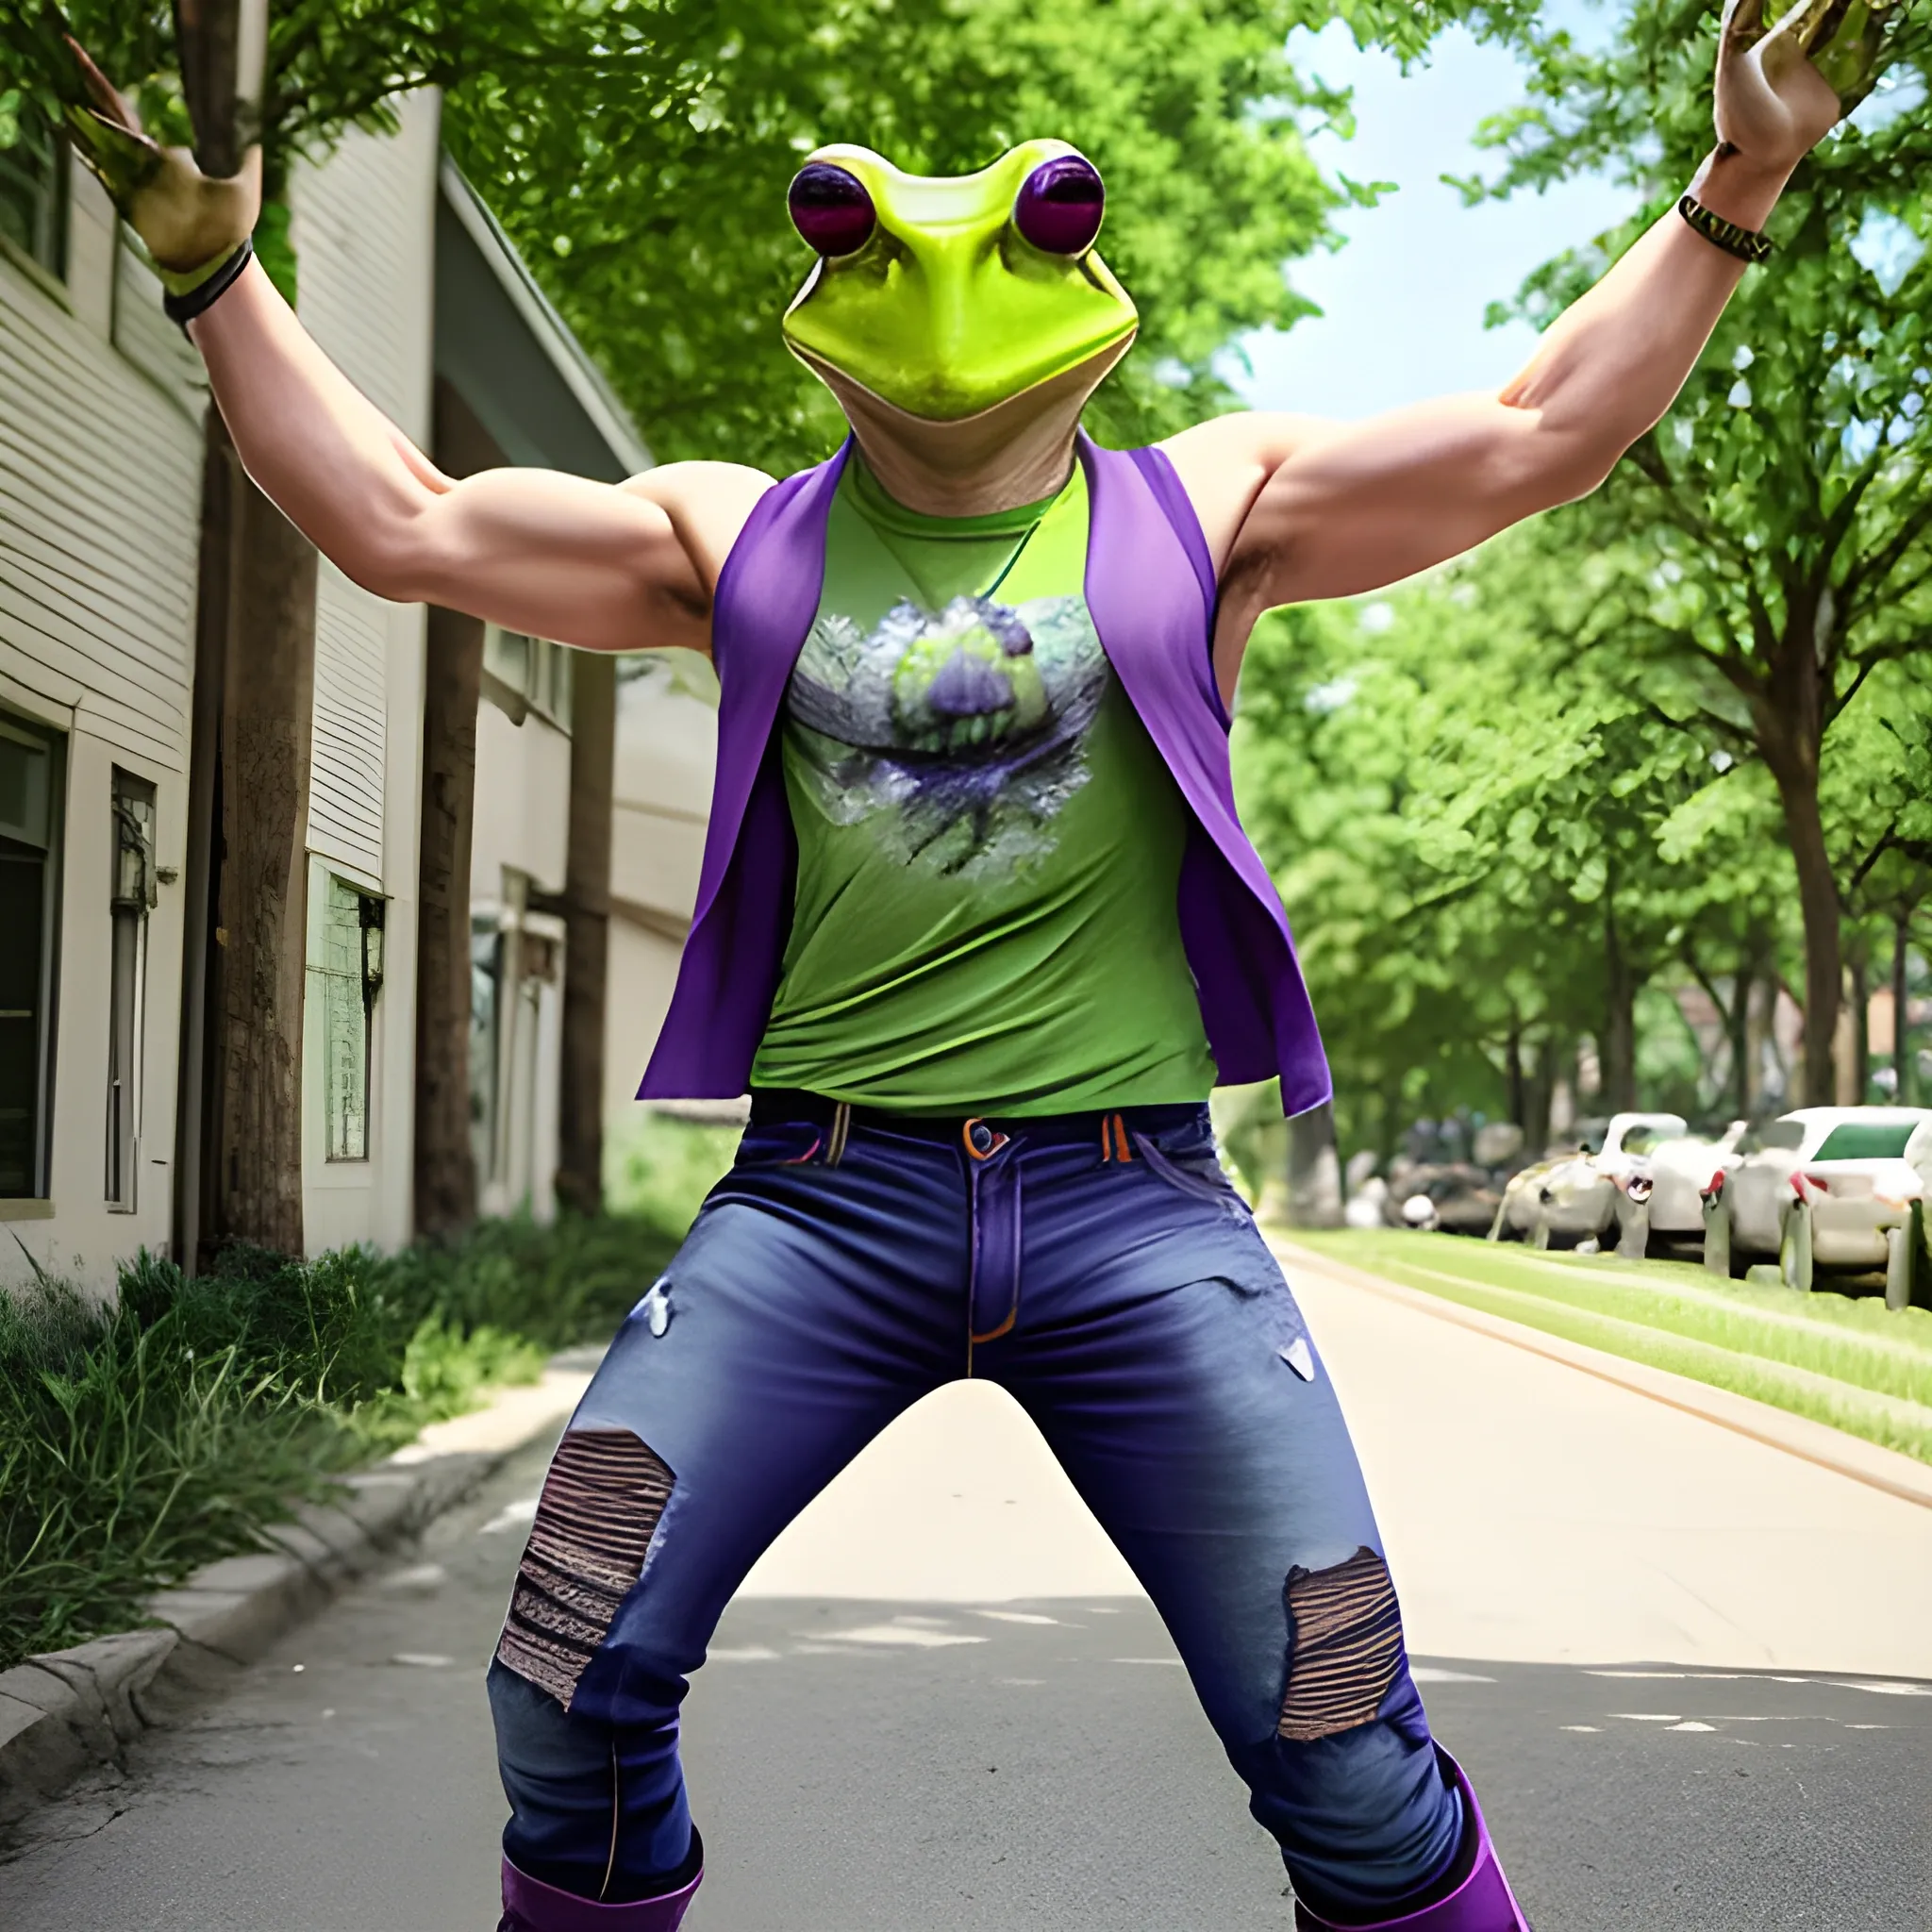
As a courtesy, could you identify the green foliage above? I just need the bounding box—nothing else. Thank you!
[1450,0,1932,1087]
[1233,526,1804,1154]
[0,1212,678,1671]
[1296,1227,1932,1463]
[1,0,1515,474]
[606,1109,741,1239]
[445,0,1375,473]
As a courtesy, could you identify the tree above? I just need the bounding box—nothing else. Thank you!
[1234,523,1797,1160]
[1459,0,1932,1103]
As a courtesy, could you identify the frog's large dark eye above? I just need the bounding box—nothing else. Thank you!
[1013,156,1105,255]
[789,164,876,256]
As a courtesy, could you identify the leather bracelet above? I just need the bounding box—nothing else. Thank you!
[1677,193,1773,266]
[161,237,255,329]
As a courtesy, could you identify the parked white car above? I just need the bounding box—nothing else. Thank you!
[1495,1112,1688,1244]
[1717,1107,1932,1272]
[1639,1120,1747,1241]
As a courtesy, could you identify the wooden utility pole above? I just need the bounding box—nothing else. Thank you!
[172,0,318,1264]
[411,380,498,1238]
[554,652,616,1216]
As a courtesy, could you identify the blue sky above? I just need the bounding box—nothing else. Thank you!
[1231,14,1636,421]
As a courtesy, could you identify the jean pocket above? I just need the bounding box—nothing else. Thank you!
[1130,1127,1251,1216]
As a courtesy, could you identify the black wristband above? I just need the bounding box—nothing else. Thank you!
[161,236,255,329]
[1677,193,1773,266]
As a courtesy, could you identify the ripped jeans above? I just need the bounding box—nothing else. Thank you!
[488,1101,1463,1923]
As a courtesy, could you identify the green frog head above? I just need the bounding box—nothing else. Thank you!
[781,141,1138,429]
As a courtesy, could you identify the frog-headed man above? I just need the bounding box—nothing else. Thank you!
[61,3,1890,1925]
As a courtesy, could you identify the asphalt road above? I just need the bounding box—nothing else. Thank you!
[4,1426,1927,1932]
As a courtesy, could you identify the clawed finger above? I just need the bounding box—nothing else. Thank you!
[62,105,164,202]
[60,30,144,136]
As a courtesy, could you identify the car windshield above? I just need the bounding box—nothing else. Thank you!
[1740,1120,1806,1154]
[1621,1128,1666,1155]
[1812,1122,1917,1162]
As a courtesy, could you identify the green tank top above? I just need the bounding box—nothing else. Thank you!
[747,458,1217,1115]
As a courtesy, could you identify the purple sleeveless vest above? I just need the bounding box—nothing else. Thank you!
[637,429,1332,1116]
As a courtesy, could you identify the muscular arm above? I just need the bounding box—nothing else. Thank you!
[192,259,770,653]
[1166,146,1788,686]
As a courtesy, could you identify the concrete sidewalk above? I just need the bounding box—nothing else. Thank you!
[733,1240,1932,1678]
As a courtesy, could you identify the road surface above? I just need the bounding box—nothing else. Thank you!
[5,1244,1928,1930]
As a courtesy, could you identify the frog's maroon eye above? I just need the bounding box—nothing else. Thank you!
[789,164,876,256]
[1013,156,1105,255]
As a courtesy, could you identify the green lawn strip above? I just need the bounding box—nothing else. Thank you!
[1330,1233,1932,1407]
[1288,1230,1932,1467]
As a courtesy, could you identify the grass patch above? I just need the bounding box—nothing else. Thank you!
[1287,1229,1932,1466]
[0,1211,682,1673]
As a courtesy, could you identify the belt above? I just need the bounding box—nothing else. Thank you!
[745,1089,1210,1363]
[747,1088,1206,1156]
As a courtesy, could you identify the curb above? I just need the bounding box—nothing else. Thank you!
[0,1356,594,1833]
[1272,1236,1932,1512]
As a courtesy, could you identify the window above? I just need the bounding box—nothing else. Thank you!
[1739,1118,1807,1155]
[0,92,67,278]
[482,625,574,729]
[0,713,63,1198]
[317,874,385,1161]
[1812,1121,1917,1163]
[106,771,156,1209]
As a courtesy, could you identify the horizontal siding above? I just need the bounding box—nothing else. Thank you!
[292,92,438,441]
[307,561,387,881]
[0,258,200,773]
[113,241,205,406]
[291,91,439,885]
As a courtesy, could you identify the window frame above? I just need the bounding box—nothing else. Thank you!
[0,94,69,284]
[0,708,66,1201]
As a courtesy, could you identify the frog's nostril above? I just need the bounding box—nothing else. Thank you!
[789,164,876,257]
[1013,156,1105,256]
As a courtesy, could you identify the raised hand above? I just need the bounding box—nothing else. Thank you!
[59,33,258,278]
[1715,0,1897,169]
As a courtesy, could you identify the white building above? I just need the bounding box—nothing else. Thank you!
[604,657,719,1139]
[1,122,203,1290]
[0,94,648,1291]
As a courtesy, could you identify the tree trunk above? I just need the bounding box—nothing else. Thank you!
[173,410,235,1272]
[411,379,503,1237]
[554,651,616,1216]
[1896,913,1914,1106]
[207,473,317,1256]
[170,0,289,1269]
[1603,898,1639,1113]
[1754,631,1840,1108]
[1506,1024,1526,1133]
[1287,1102,1343,1229]
[413,604,483,1237]
[1724,973,1752,1119]
[1844,939,1869,1107]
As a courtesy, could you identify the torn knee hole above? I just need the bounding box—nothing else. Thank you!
[1277,1546,1405,1742]
[496,1428,675,1710]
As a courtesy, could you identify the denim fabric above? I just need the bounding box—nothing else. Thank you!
[491,1108,1460,1920]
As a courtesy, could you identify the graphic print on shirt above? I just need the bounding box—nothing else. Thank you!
[787,590,1108,882]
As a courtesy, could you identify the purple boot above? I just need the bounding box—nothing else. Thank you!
[1293,1750,1531,1931]
[497,1857,702,1932]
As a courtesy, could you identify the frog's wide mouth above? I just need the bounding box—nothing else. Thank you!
[786,318,1139,425]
